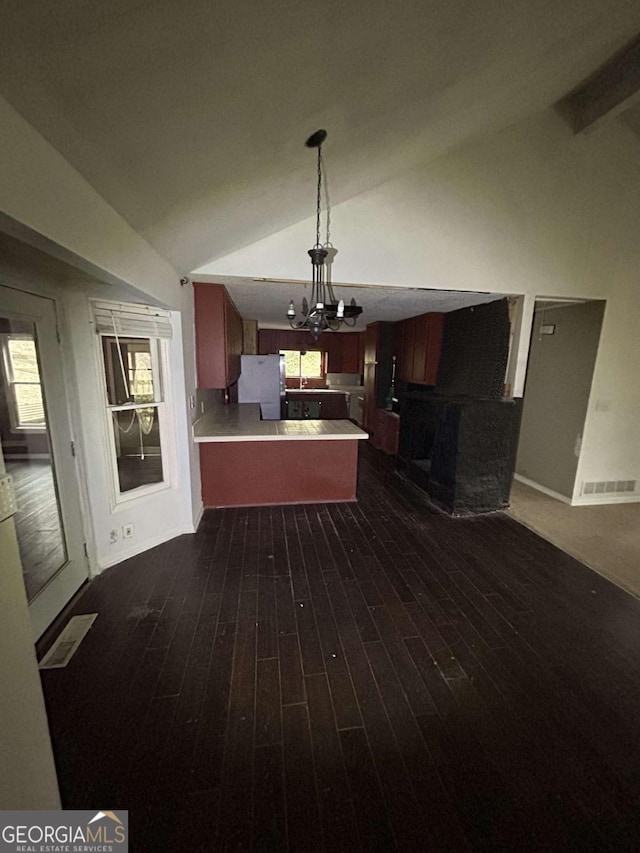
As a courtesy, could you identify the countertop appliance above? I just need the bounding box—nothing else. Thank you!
[237,354,286,420]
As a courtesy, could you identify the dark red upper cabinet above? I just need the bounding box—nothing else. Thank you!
[396,312,443,385]
[193,282,243,388]
[424,312,443,385]
[326,334,344,373]
[340,333,363,375]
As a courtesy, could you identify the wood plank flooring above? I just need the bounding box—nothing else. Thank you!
[39,444,640,852]
[8,459,66,600]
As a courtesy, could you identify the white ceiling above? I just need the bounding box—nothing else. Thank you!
[200,275,507,328]
[1,0,640,284]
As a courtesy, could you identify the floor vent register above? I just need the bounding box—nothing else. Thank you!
[38,613,98,669]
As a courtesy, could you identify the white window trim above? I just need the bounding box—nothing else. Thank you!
[92,301,177,509]
[0,332,47,432]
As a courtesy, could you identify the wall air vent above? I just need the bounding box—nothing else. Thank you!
[581,480,636,496]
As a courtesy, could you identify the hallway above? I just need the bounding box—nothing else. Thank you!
[509,477,640,600]
[39,445,640,851]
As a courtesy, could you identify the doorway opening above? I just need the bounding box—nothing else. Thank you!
[515,298,606,503]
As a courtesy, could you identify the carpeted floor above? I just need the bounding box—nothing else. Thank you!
[509,479,640,599]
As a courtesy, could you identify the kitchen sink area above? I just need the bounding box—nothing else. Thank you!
[283,374,365,420]
[284,390,349,419]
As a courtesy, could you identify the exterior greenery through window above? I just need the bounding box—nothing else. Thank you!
[280,349,323,379]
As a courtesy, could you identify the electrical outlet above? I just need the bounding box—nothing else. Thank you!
[123,523,134,539]
[109,529,120,544]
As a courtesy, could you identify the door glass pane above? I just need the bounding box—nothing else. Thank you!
[13,383,46,426]
[0,319,68,601]
[111,407,164,492]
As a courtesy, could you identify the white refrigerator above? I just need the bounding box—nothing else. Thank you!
[237,354,286,420]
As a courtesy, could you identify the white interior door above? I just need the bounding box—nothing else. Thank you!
[0,285,87,639]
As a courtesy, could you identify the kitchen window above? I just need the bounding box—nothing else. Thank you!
[0,333,46,429]
[93,302,173,500]
[280,349,324,380]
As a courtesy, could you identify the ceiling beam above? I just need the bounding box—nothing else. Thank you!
[559,34,640,133]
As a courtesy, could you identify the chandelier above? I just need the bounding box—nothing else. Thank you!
[286,129,362,339]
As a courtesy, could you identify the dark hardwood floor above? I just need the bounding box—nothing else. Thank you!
[39,444,640,852]
[8,458,66,600]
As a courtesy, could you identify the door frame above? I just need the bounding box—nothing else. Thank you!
[0,284,89,639]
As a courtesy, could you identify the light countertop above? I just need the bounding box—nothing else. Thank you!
[193,403,368,443]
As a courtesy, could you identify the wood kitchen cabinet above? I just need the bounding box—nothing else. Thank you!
[363,322,395,437]
[193,282,244,388]
[242,319,258,355]
[396,312,444,385]
[326,332,364,374]
[262,329,364,376]
[342,332,364,374]
[371,409,400,455]
[259,329,311,353]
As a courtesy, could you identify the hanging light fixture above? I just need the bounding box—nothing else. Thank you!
[286,129,362,339]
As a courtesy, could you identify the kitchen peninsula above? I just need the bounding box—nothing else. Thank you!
[194,402,367,507]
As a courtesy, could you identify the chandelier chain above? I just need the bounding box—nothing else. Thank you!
[315,145,323,249]
[286,129,362,337]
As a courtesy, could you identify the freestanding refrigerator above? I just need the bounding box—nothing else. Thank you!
[237,354,286,419]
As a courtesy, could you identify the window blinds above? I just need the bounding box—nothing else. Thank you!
[92,301,173,339]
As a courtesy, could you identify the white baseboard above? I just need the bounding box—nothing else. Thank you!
[192,501,204,532]
[97,522,198,571]
[515,474,640,507]
[571,493,640,506]
[513,474,572,504]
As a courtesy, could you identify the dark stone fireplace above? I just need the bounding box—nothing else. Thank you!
[396,298,521,514]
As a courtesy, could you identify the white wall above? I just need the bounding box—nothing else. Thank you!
[63,289,197,569]
[200,109,640,501]
[0,96,180,308]
[0,243,199,577]
[179,282,203,530]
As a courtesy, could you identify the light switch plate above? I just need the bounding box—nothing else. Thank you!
[0,474,17,522]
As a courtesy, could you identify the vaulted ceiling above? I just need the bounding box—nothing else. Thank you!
[1,0,640,279]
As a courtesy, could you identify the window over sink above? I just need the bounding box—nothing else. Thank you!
[280,349,324,380]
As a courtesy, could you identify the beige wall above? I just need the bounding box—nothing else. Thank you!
[516,301,605,498]
[0,449,60,808]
